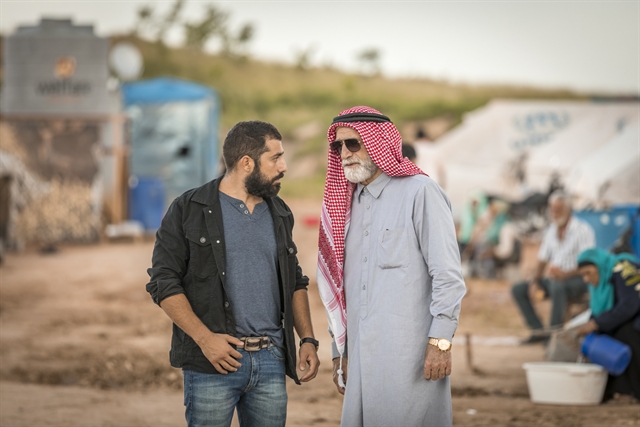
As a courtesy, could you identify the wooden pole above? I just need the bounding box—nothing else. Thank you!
[110,114,126,224]
[465,333,474,373]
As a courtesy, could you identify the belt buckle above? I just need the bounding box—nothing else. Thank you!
[243,337,263,352]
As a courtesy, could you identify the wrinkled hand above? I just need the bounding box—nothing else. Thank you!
[424,345,452,381]
[577,319,598,336]
[332,357,348,395]
[298,343,320,382]
[197,333,243,374]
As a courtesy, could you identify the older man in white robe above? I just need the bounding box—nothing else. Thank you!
[317,106,466,427]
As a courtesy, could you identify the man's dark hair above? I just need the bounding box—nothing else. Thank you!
[222,121,282,171]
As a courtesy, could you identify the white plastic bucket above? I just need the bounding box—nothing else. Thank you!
[522,362,607,405]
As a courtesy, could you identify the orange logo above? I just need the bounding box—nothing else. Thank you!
[54,56,76,79]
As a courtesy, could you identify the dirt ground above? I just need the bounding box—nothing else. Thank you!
[1,199,638,427]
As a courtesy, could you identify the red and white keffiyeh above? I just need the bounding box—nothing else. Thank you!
[317,106,425,360]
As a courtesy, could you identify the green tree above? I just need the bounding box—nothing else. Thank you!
[184,4,229,50]
[357,47,382,76]
[132,5,154,38]
[183,4,254,57]
[294,45,317,71]
[132,0,184,46]
[221,22,255,58]
[157,0,185,45]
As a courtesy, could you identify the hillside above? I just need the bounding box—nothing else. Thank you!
[117,36,587,131]
[110,36,592,197]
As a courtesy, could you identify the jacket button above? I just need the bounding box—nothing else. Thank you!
[200,237,206,243]
[224,302,229,308]
[222,271,225,275]
[288,247,294,254]
[208,210,212,213]
[216,240,220,244]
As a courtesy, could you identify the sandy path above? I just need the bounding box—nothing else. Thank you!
[0,199,638,426]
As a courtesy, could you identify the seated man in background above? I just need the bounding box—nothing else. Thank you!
[511,191,595,344]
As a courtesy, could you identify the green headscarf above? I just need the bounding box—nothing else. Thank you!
[459,191,488,244]
[577,248,639,316]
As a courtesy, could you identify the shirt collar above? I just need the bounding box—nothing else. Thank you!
[356,172,391,200]
[549,215,576,238]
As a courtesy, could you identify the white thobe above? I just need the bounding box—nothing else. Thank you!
[331,173,466,427]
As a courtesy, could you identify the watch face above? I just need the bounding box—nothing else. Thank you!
[438,340,451,351]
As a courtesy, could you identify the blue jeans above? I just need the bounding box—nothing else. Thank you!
[183,346,287,427]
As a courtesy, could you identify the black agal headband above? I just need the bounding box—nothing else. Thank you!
[332,112,392,124]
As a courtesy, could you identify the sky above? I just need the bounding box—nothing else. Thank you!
[2,0,639,94]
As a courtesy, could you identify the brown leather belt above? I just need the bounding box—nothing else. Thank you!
[238,336,273,352]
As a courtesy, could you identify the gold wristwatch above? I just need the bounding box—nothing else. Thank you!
[428,337,452,352]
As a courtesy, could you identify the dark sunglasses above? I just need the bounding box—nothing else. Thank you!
[330,138,362,155]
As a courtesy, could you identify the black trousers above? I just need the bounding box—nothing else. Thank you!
[605,321,640,400]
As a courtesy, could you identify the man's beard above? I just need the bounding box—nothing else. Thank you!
[342,157,378,184]
[553,216,570,228]
[245,164,284,198]
[551,215,571,228]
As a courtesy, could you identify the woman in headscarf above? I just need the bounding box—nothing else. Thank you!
[577,248,640,402]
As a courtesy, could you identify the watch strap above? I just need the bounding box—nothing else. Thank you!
[299,337,319,349]
[428,337,452,351]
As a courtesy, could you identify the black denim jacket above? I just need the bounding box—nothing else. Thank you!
[146,178,309,384]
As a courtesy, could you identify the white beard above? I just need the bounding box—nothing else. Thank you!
[343,157,378,184]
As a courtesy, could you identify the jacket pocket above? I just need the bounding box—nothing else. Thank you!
[378,227,409,269]
[185,229,216,278]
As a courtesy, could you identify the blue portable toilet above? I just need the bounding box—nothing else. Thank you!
[122,77,220,230]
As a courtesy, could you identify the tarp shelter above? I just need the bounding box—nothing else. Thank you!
[122,78,220,230]
[428,99,640,219]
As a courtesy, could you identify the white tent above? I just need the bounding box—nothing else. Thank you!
[427,99,640,219]
[566,124,640,209]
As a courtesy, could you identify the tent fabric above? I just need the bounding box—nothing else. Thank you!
[567,124,640,209]
[122,77,215,105]
[429,100,640,219]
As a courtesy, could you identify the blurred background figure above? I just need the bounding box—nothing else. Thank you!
[511,191,595,344]
[458,190,489,255]
[413,128,446,188]
[401,142,417,163]
[462,196,519,279]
